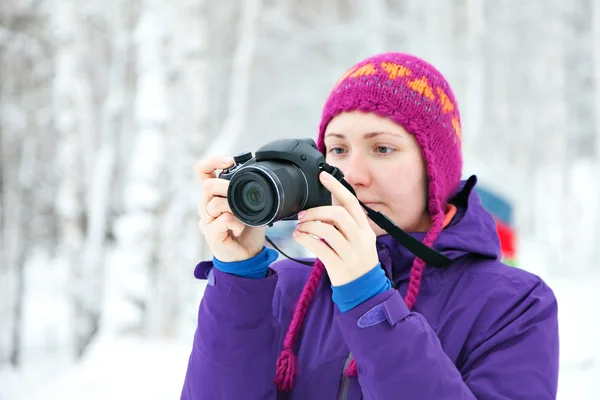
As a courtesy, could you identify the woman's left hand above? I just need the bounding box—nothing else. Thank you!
[293,171,379,286]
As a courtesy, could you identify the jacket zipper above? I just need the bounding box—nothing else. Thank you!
[337,353,353,400]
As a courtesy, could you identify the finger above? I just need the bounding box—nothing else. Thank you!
[319,171,369,229]
[200,207,245,238]
[200,178,229,210]
[292,230,340,268]
[202,212,238,242]
[296,221,351,257]
[208,213,233,242]
[198,200,214,225]
[198,206,215,227]
[201,178,229,198]
[194,155,234,181]
[227,216,246,237]
[206,196,232,220]
[199,208,221,233]
[298,206,358,241]
[198,179,230,223]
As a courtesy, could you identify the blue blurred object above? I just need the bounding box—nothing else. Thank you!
[475,186,513,226]
[475,185,516,264]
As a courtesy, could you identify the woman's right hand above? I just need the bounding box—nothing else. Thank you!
[196,156,266,262]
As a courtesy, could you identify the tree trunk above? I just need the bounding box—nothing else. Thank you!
[0,4,50,367]
[199,0,263,159]
[51,0,99,358]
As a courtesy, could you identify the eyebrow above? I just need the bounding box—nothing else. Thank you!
[324,131,403,140]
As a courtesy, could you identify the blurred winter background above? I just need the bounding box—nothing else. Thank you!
[1,0,599,398]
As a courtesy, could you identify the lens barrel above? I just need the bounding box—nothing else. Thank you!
[228,160,308,226]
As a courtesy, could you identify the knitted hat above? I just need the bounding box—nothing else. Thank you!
[275,52,463,392]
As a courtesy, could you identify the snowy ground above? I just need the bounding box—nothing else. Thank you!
[1,276,598,400]
[548,276,600,399]
[0,335,191,400]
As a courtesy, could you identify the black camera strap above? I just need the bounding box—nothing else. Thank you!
[320,163,453,268]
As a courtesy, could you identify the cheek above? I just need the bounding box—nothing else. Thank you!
[381,157,429,209]
[324,153,340,168]
[382,160,425,193]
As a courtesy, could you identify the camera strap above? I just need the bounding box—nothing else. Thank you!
[320,163,453,268]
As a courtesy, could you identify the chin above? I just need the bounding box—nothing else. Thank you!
[368,221,387,237]
[363,205,389,236]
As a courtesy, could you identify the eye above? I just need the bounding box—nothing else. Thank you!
[328,147,346,155]
[376,146,395,154]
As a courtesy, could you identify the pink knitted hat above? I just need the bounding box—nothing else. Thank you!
[275,52,463,392]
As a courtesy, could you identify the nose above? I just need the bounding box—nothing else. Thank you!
[341,152,371,189]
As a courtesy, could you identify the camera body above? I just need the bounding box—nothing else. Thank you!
[218,138,332,227]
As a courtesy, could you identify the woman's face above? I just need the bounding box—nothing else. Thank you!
[323,111,431,235]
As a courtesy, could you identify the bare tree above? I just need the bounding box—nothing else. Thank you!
[0,1,54,366]
[593,0,600,266]
[51,0,103,358]
[147,0,211,337]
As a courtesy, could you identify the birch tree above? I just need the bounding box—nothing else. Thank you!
[51,0,94,358]
[0,0,55,366]
[109,2,170,338]
[147,0,211,337]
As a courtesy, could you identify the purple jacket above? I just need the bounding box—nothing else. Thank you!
[181,181,559,399]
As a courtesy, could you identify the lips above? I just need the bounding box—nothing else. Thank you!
[361,202,381,211]
[360,200,380,206]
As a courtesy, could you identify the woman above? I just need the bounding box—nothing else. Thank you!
[182,52,559,399]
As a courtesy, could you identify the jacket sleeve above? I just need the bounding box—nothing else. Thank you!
[180,264,280,400]
[336,279,559,400]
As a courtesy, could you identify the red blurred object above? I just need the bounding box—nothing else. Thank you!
[495,218,516,261]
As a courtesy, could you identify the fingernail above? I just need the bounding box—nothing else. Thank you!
[292,230,299,237]
[320,171,330,180]
[222,156,233,164]
[297,210,306,219]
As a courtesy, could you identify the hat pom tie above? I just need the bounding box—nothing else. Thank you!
[275,348,297,392]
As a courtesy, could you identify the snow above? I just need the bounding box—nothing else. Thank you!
[547,276,600,399]
[0,335,191,400]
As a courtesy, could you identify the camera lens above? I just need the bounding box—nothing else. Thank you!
[229,170,276,224]
[240,181,265,214]
[227,161,309,227]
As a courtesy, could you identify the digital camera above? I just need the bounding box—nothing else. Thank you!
[218,138,332,227]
